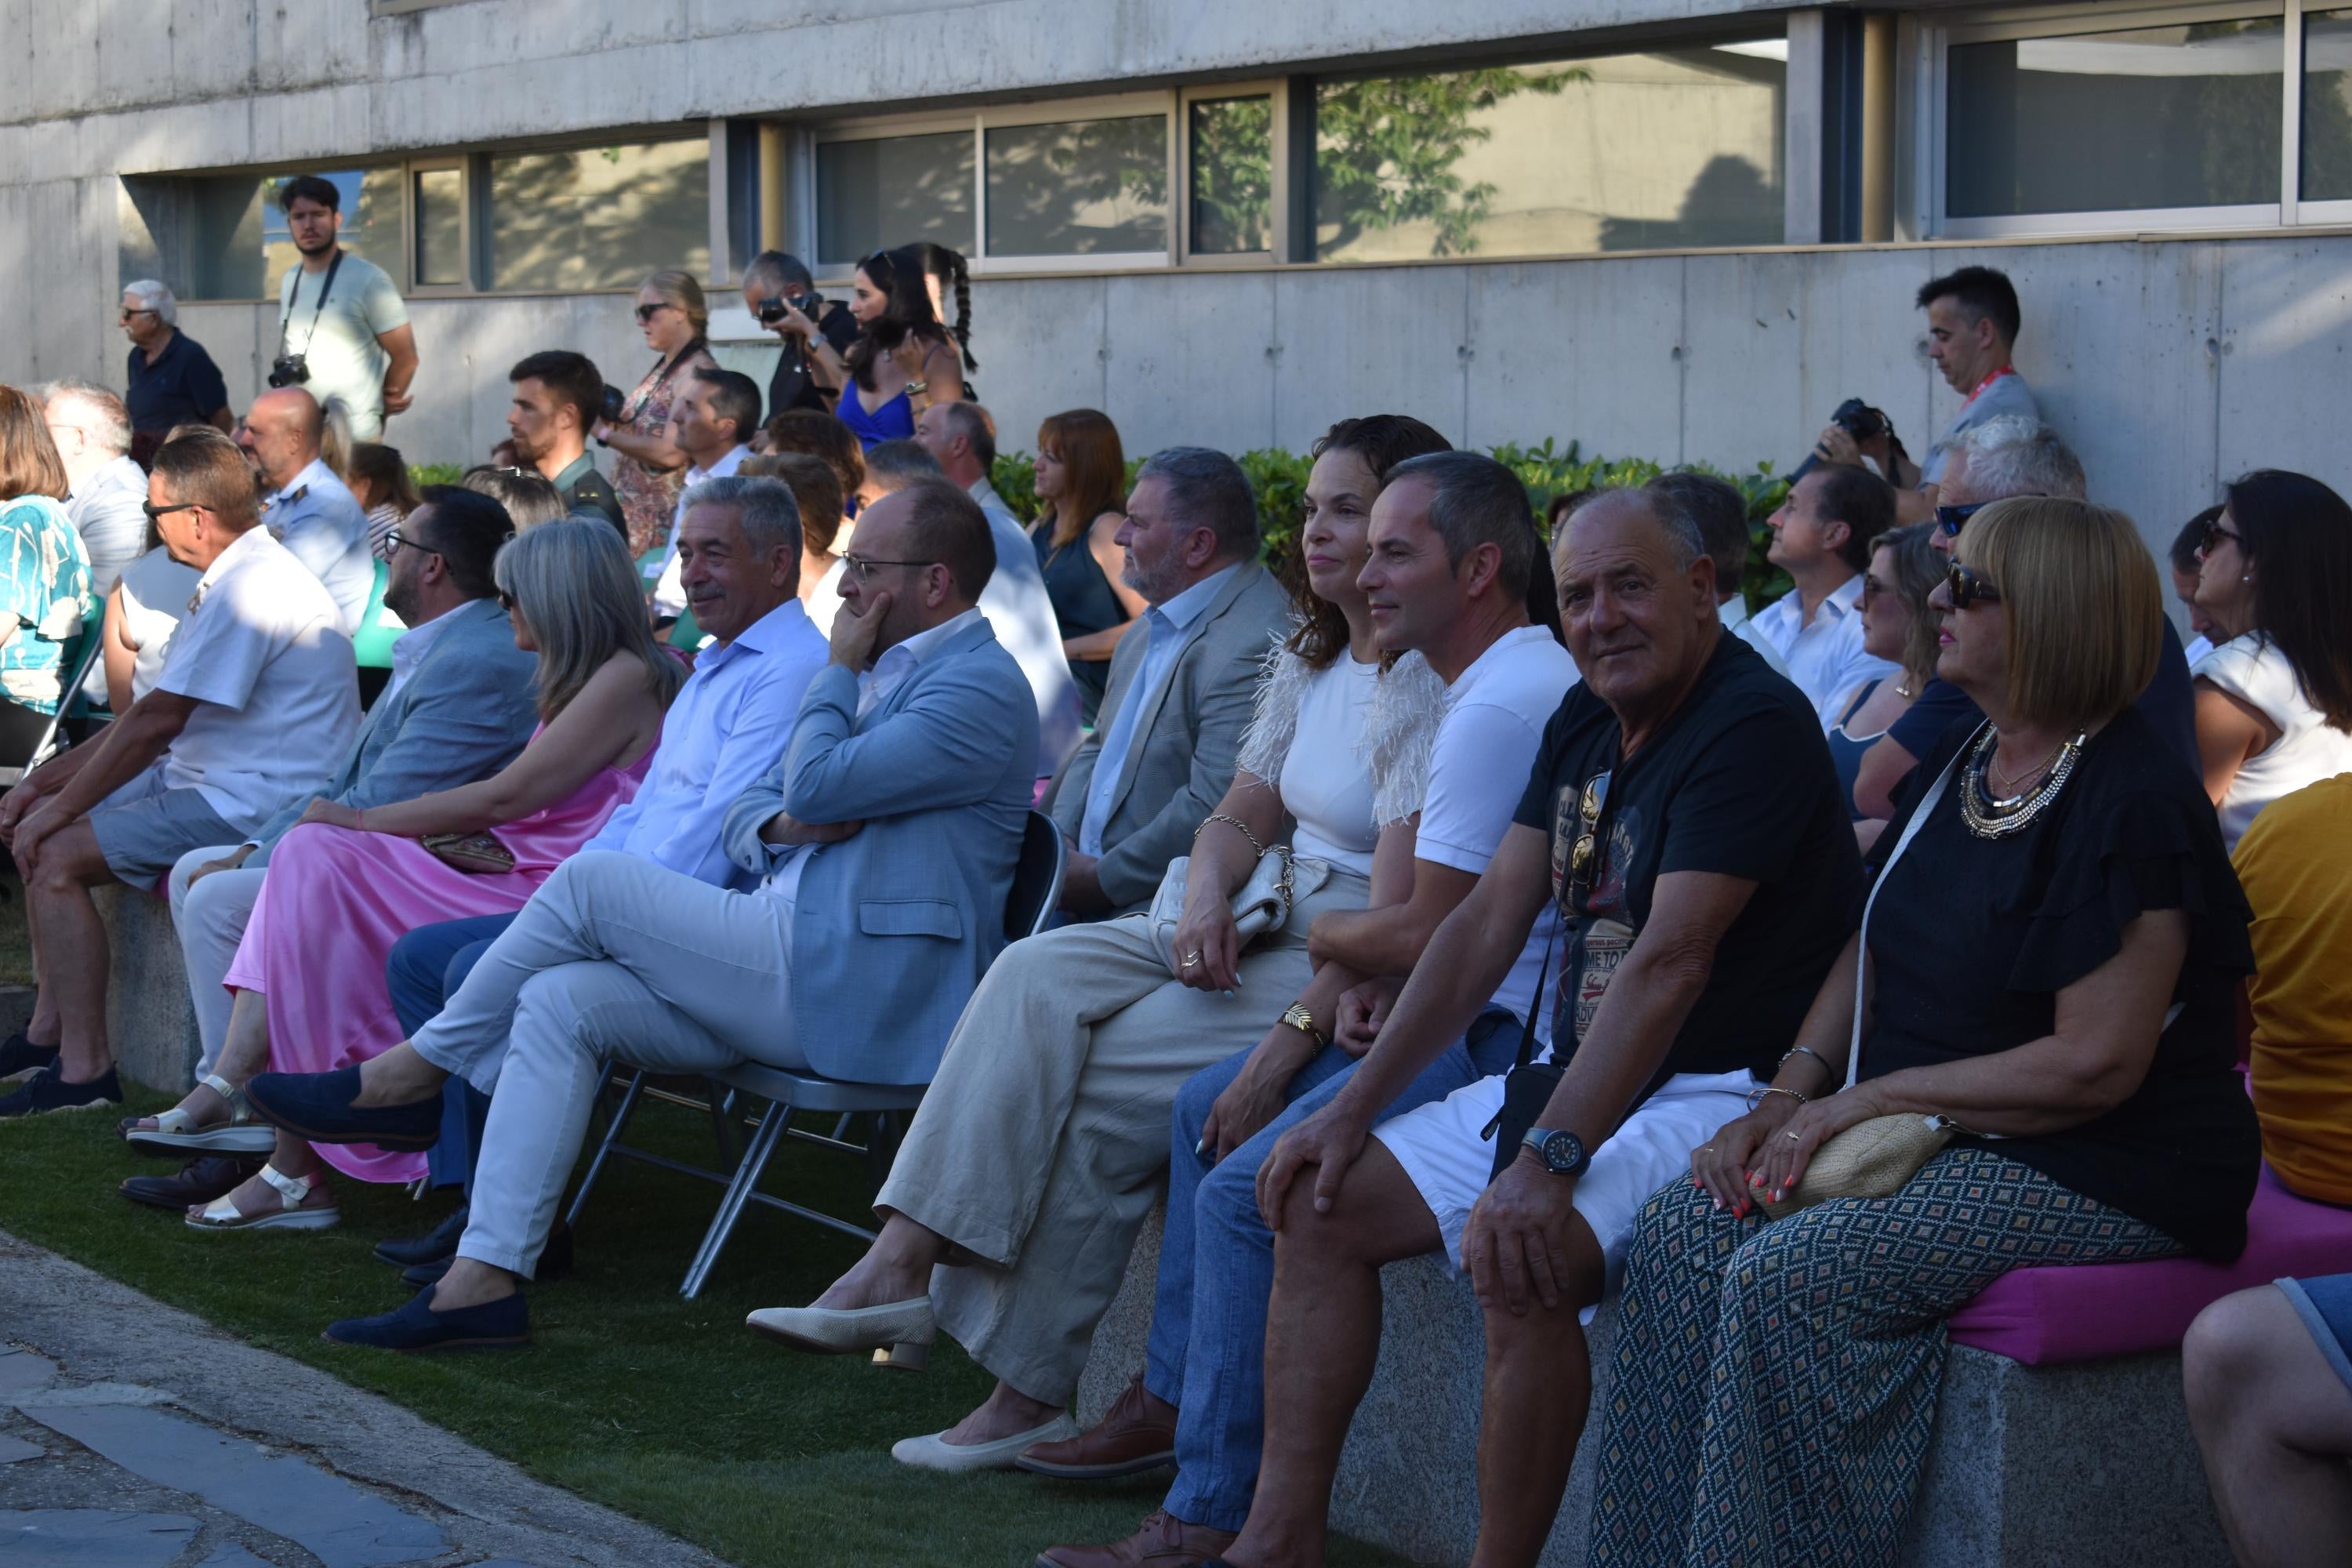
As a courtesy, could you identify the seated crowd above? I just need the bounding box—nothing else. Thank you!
[3,254,2351,1568]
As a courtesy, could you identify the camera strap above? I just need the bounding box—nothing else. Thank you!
[279,248,345,357]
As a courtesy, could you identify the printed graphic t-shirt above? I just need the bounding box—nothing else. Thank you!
[1510,633,1864,1085]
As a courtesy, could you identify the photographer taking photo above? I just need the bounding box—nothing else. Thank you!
[1810,265,2038,525]
[270,175,418,442]
[741,250,858,420]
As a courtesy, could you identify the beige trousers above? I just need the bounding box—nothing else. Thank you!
[877,864,1371,1405]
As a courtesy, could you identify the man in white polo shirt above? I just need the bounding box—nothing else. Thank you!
[0,430,357,1118]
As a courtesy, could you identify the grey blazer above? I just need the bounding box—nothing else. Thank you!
[1045,560,1290,913]
[246,597,539,864]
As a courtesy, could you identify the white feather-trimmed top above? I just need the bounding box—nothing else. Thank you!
[1234,629,1446,831]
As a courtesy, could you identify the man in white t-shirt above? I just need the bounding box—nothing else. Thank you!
[0,433,357,1118]
[271,174,417,442]
[1751,463,1901,724]
[648,367,757,623]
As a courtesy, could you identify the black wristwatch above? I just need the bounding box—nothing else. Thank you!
[1521,1127,1591,1178]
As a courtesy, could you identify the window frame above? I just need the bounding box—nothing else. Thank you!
[403,154,472,295]
[1176,80,1290,267]
[1927,0,2303,238]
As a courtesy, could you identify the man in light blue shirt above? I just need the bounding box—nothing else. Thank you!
[238,388,375,637]
[372,475,826,1225]
[1077,563,1240,856]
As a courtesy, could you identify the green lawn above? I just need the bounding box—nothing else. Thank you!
[0,1081,1420,1568]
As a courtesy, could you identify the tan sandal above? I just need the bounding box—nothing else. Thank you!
[184,1163,339,1232]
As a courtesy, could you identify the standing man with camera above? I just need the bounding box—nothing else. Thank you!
[271,175,419,442]
[741,250,857,421]
[1812,265,2036,526]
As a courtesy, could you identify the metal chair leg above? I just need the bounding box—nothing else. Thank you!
[681,1094,795,1299]
[706,1078,739,1168]
[564,1064,644,1230]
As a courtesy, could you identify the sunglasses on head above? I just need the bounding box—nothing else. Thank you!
[1936,500,1987,539]
[1946,559,2001,610]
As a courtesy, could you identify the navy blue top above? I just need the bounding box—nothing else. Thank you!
[1887,617,2201,789]
[1825,679,1883,822]
[125,330,230,434]
[1033,520,1127,725]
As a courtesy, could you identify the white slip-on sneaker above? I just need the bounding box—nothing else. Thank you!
[890,1413,1080,1473]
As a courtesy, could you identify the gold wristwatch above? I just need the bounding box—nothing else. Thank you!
[1279,1003,1329,1047]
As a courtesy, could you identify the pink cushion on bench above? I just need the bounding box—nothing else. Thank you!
[1947,1166,2352,1364]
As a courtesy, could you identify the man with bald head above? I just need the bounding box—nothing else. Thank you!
[236,387,375,636]
[1213,488,1860,1568]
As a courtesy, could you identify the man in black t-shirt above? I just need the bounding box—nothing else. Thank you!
[742,250,858,419]
[1222,488,1862,1568]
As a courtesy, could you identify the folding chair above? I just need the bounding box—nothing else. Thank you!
[0,626,105,788]
[567,809,1066,1298]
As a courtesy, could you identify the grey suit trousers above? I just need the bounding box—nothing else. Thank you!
[879,863,1373,1405]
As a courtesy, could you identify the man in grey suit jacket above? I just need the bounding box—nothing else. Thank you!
[166,488,539,1084]
[1044,448,1290,919]
[244,481,1033,1352]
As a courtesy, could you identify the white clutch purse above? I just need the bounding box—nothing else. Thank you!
[1146,846,1298,978]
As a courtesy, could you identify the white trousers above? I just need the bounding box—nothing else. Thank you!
[167,843,265,1080]
[407,850,804,1277]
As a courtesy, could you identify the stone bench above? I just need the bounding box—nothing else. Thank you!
[95,883,200,1093]
[1076,1210,2235,1568]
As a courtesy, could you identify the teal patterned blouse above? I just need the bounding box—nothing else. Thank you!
[0,495,94,716]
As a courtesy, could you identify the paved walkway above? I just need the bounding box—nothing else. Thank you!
[0,1229,724,1568]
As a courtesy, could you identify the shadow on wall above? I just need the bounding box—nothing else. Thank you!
[1600,156,1781,252]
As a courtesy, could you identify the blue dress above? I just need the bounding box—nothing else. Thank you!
[1825,679,1885,822]
[840,385,915,452]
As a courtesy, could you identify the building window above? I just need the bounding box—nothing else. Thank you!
[815,132,975,267]
[984,114,1170,256]
[1188,96,1275,255]
[2303,9,2352,199]
[412,166,467,286]
[1946,20,2284,219]
[1312,43,1787,263]
[486,139,709,292]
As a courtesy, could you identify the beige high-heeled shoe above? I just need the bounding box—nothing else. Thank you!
[745,1296,935,1370]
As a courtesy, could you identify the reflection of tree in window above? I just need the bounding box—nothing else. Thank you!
[1191,97,1273,254]
[985,117,1169,256]
[488,143,709,292]
[1313,66,1582,258]
[2300,13,2352,200]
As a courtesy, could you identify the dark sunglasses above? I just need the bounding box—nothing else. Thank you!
[2197,514,2243,558]
[633,303,672,323]
[142,499,199,524]
[1946,559,2002,610]
[495,590,516,612]
[1567,768,1614,903]
[1936,500,1988,539]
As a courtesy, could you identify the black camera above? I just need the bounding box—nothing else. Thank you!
[757,290,825,327]
[267,354,310,389]
[1791,397,1895,481]
[600,383,625,423]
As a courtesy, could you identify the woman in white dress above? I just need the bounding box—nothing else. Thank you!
[2188,470,2352,851]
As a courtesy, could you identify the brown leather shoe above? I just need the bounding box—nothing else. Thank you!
[1035,1509,1236,1568]
[1017,1371,1177,1480]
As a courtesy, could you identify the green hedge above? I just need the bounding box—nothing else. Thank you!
[989,439,1795,611]
[408,463,467,488]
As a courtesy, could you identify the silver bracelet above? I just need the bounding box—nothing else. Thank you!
[1778,1044,1833,1077]
[1194,812,1265,856]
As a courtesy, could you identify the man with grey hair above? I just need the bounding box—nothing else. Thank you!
[120,280,232,461]
[740,249,856,418]
[1650,470,1790,681]
[1850,416,2195,815]
[1210,485,1860,1568]
[38,380,148,597]
[1047,445,1289,916]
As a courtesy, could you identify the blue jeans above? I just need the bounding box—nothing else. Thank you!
[387,913,516,1195]
[1149,1008,1522,1532]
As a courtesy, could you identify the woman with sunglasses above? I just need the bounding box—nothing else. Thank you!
[1592,496,2259,1566]
[2187,470,2352,852]
[143,520,684,1231]
[593,269,717,559]
[1828,523,1939,841]
[0,385,94,768]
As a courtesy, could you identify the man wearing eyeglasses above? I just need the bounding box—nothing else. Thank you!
[0,433,357,1120]
[1213,486,1862,1568]
[1849,416,2199,818]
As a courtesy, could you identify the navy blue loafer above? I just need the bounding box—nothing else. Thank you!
[245,1066,443,1151]
[323,1286,529,1352]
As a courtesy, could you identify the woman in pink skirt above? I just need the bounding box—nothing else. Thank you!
[168,520,684,1229]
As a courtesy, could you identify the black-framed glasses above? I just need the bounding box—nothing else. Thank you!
[840,553,936,584]
[495,590,516,612]
[1936,500,1987,539]
[1567,768,1614,906]
[1947,559,2002,610]
[383,527,441,559]
[633,303,673,323]
[142,499,199,525]
[118,307,156,320]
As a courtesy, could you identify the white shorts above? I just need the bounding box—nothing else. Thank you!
[1373,1066,1759,1316]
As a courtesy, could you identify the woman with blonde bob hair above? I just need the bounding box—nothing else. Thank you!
[1589,495,2259,1565]
[154,521,684,1230]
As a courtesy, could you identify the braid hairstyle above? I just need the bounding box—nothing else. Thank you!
[913,242,979,373]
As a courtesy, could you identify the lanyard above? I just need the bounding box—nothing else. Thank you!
[279,248,346,357]
[1959,365,2013,412]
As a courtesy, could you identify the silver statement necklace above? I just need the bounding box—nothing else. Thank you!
[1961,724,2087,839]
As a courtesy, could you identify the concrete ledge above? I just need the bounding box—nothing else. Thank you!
[1080,1210,2233,1568]
[93,883,198,1094]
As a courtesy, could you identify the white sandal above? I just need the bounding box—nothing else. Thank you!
[184,1163,339,1232]
[123,1074,278,1156]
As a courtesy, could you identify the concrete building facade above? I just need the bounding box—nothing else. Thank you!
[2,0,2349,564]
